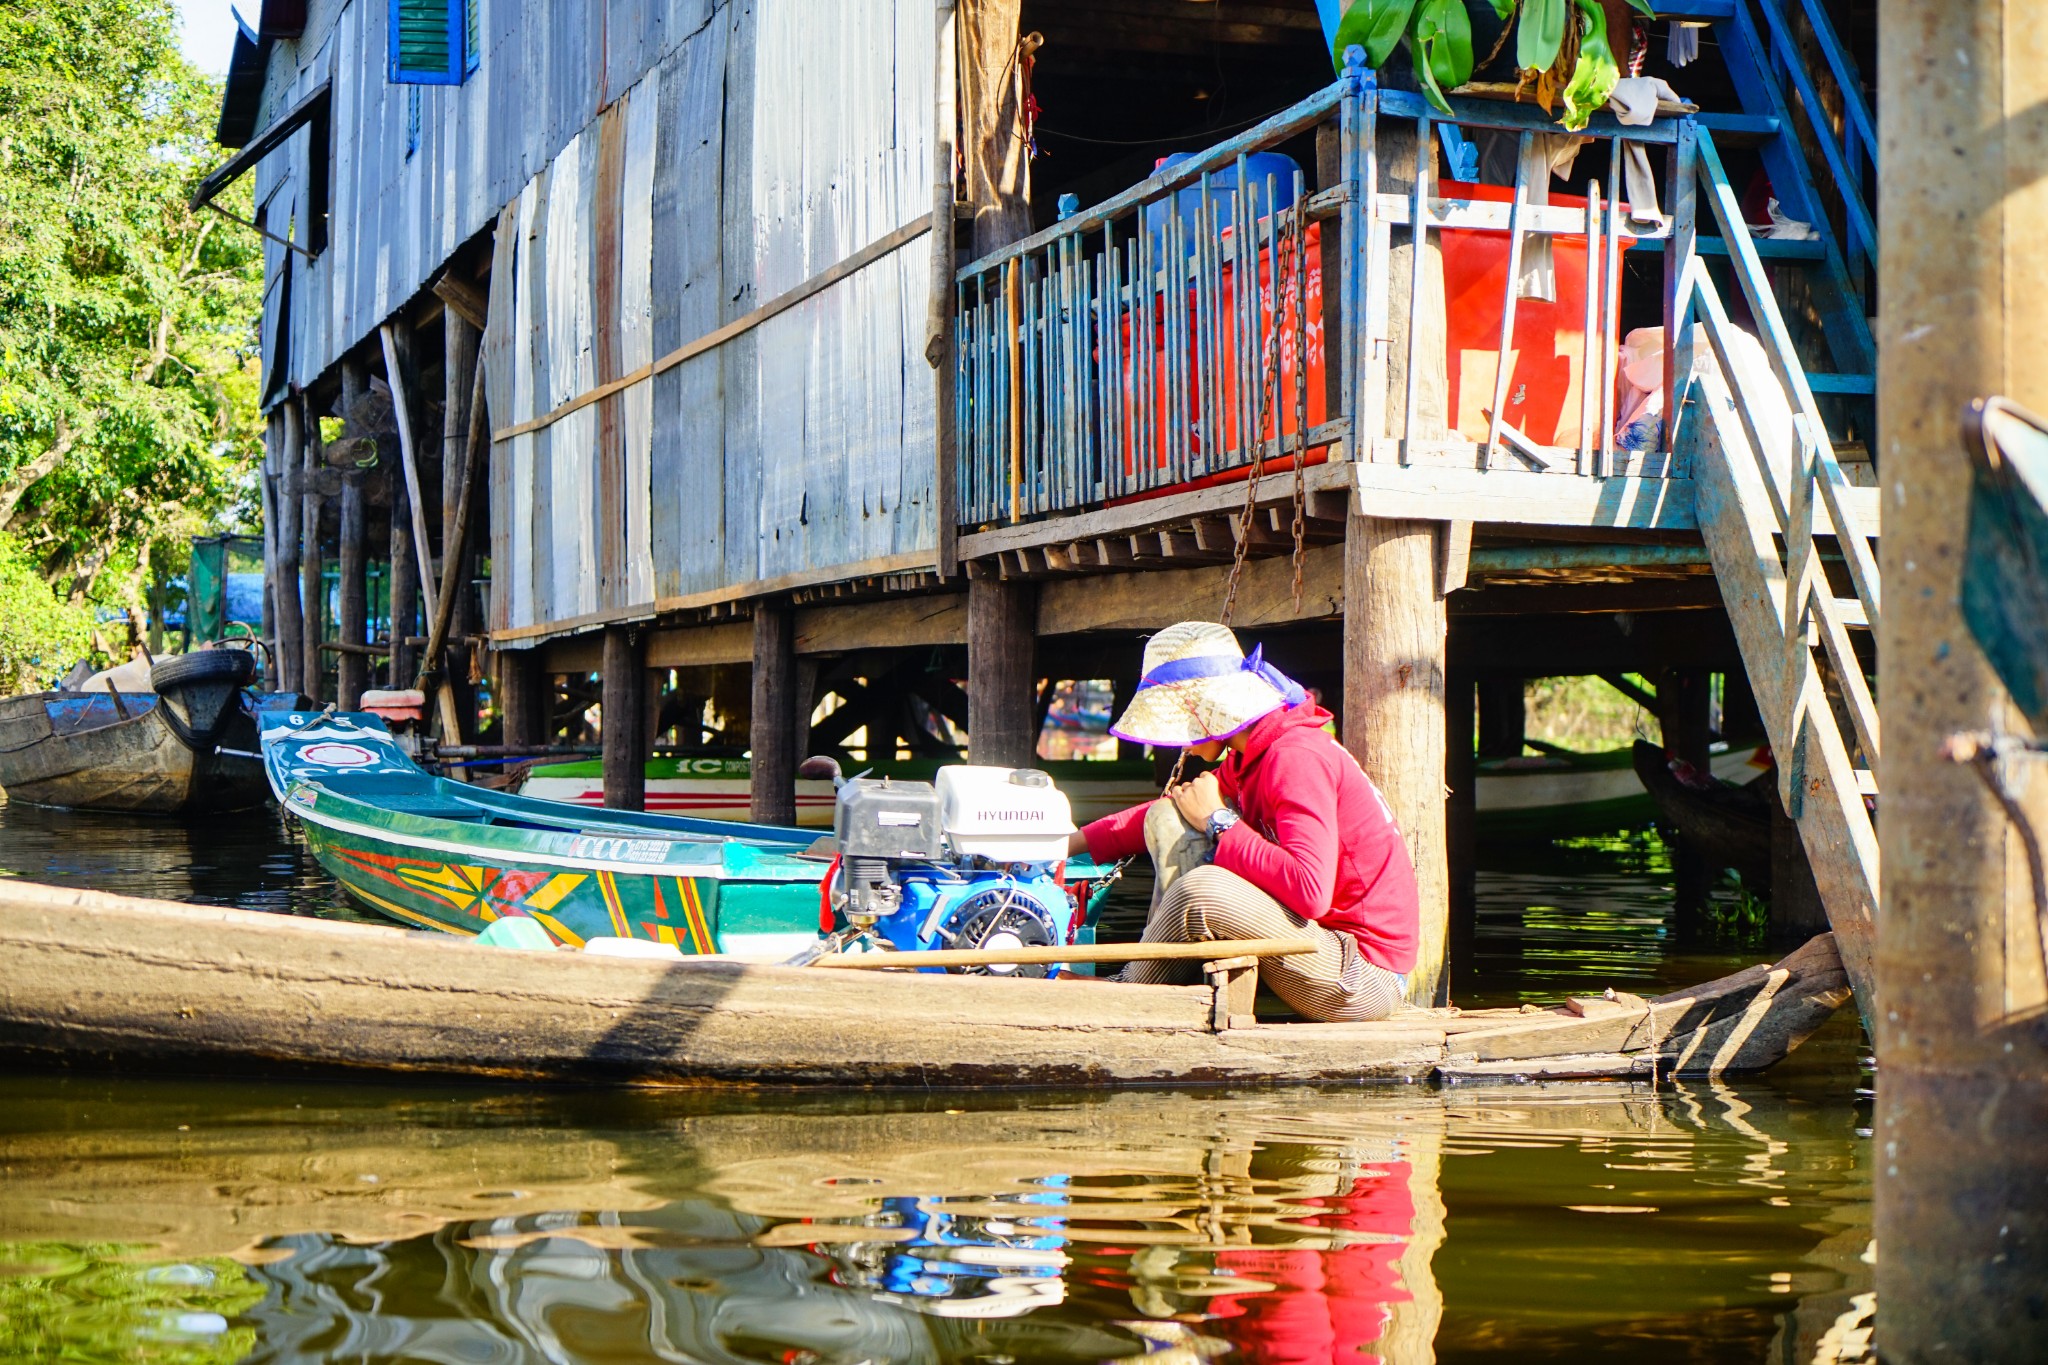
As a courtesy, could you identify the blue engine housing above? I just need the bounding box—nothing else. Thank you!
[869,865,1073,975]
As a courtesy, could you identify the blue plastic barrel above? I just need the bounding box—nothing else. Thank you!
[1140,151,1302,244]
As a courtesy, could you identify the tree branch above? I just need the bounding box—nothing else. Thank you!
[0,413,90,531]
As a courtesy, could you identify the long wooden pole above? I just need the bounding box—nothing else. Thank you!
[1874,1,2048,1355]
[413,360,486,692]
[812,938,1316,971]
[378,324,461,748]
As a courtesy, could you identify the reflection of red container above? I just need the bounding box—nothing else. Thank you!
[1439,180,1634,449]
[1119,223,1327,485]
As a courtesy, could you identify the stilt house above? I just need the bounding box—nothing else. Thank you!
[206,0,1884,1005]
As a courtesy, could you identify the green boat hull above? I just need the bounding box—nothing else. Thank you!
[263,713,826,957]
[293,804,821,954]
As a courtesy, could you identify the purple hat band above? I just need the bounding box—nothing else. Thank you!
[1132,644,1307,707]
[1109,644,1308,746]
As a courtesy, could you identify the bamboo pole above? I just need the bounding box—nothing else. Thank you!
[378,324,460,748]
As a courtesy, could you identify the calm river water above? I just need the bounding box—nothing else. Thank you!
[0,804,1873,1364]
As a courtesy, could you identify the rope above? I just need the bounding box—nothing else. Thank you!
[1165,189,1310,788]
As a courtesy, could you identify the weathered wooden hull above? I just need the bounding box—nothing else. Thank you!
[0,692,267,814]
[0,879,1854,1088]
[1633,739,1774,882]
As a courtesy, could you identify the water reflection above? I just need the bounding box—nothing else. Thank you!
[0,799,355,919]
[0,1077,1870,1363]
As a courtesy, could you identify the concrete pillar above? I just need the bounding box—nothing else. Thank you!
[750,605,797,825]
[966,577,1038,768]
[601,627,646,812]
[1876,3,2048,1357]
[1343,514,1448,1005]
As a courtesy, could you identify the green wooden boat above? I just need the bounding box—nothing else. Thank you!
[259,712,829,958]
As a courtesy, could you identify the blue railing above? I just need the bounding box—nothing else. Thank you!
[953,80,1351,526]
[954,56,1720,528]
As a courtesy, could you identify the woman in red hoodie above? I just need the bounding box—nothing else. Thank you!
[1068,621,1420,1021]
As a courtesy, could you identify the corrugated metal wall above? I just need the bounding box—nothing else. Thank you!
[480,0,939,638]
[253,0,940,640]
[255,0,713,391]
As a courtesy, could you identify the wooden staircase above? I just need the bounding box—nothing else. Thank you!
[1675,128,1881,1009]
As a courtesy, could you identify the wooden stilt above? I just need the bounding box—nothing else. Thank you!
[336,478,368,708]
[497,647,544,750]
[388,476,417,688]
[601,627,646,812]
[1659,665,1717,925]
[443,312,481,735]
[270,406,305,695]
[1475,674,1526,758]
[1343,514,1448,1005]
[298,395,326,704]
[1878,4,2048,1345]
[334,360,370,709]
[966,577,1038,768]
[750,605,798,825]
[1769,795,1828,942]
[1446,662,1478,987]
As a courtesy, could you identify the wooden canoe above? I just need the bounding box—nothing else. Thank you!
[0,689,269,813]
[0,877,1854,1088]
[1632,738,1774,883]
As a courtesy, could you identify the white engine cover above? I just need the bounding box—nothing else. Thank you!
[935,765,1076,863]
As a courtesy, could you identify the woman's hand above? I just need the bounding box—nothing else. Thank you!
[1167,770,1226,828]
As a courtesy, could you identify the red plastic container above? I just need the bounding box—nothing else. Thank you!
[1438,180,1635,450]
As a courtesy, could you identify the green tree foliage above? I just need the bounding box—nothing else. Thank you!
[0,533,92,691]
[0,0,263,635]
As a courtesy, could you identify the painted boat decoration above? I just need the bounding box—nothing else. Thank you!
[0,651,280,814]
[261,712,828,960]
[0,877,1855,1088]
[518,745,1768,836]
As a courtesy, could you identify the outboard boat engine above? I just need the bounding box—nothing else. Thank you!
[828,766,1079,977]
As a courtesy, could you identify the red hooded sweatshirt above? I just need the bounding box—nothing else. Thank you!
[1079,702,1420,974]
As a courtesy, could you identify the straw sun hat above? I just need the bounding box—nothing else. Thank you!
[1110,621,1308,748]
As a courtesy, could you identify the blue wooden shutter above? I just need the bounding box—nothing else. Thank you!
[389,0,465,85]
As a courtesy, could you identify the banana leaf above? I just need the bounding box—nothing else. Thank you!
[1327,0,1420,72]
[1413,0,1475,115]
[1517,0,1569,74]
[1559,0,1620,130]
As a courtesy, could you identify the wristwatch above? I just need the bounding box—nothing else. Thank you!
[1205,808,1241,841]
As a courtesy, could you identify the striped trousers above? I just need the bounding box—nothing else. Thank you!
[1118,800,1406,1022]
